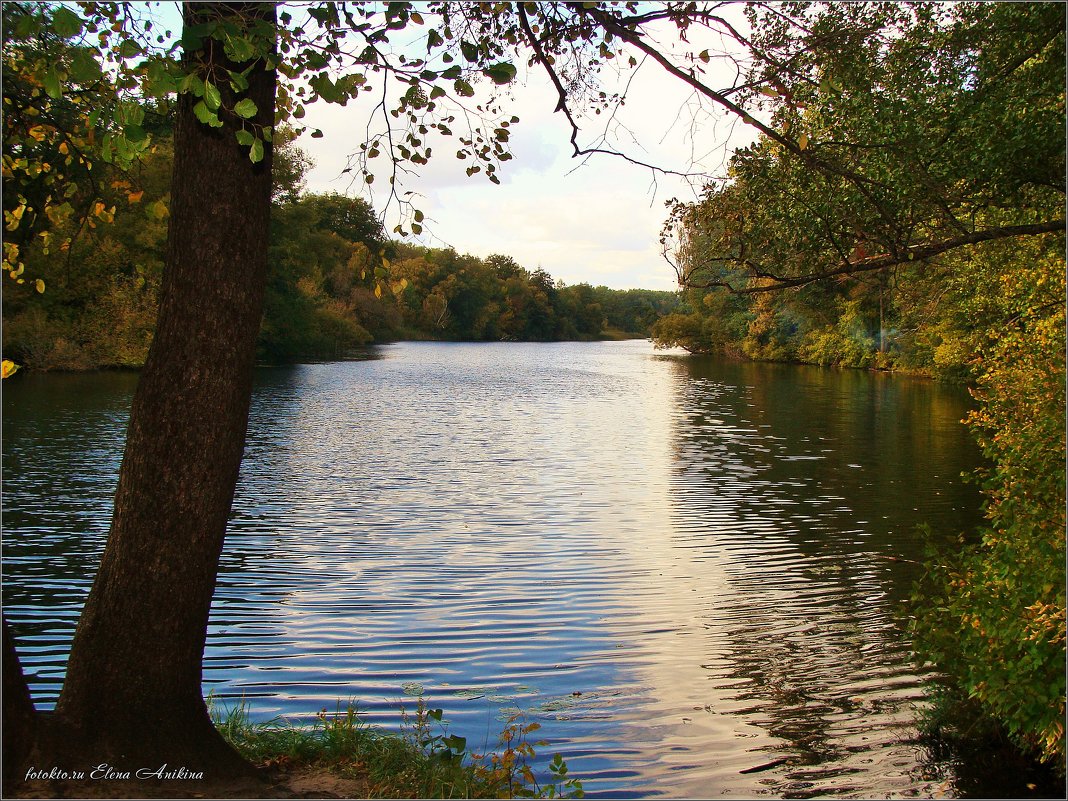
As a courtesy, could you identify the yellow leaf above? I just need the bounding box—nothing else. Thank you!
[1,360,19,379]
[374,283,382,298]
[35,278,45,293]
[147,200,169,220]
[798,133,809,151]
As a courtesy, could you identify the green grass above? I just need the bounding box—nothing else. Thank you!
[208,696,583,799]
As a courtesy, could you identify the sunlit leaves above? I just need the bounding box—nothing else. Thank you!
[193,101,221,127]
[233,98,258,118]
[203,81,222,112]
[1,360,19,379]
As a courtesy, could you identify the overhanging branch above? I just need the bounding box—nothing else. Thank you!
[687,220,1067,294]
[516,3,704,180]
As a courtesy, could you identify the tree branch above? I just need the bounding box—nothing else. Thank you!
[516,2,703,180]
[687,220,1067,294]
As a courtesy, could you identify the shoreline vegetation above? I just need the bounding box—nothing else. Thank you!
[11,698,584,799]
[0,127,680,373]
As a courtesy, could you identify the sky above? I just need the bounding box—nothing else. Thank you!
[144,2,759,292]
[290,7,759,292]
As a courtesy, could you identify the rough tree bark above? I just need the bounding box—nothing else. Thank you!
[39,2,277,778]
[3,619,37,792]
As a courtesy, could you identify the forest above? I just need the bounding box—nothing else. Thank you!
[2,121,678,370]
[1,0,1064,796]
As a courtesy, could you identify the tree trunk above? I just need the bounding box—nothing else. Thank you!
[51,2,277,777]
[3,619,37,793]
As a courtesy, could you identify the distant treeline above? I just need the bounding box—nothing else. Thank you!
[2,134,678,370]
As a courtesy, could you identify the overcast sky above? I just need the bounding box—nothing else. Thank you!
[292,9,759,292]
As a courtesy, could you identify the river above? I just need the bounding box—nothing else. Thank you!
[2,339,1025,797]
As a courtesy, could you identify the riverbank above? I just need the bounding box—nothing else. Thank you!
[10,701,582,799]
[10,766,364,799]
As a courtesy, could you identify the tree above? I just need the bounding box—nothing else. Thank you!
[664,2,1064,294]
[10,0,279,778]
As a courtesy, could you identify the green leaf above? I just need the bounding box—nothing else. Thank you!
[51,7,83,39]
[115,101,145,127]
[203,81,222,112]
[118,39,143,59]
[13,13,40,39]
[483,62,517,85]
[69,49,103,82]
[227,68,250,93]
[43,68,62,99]
[124,124,148,143]
[178,71,203,96]
[453,79,475,98]
[249,138,264,163]
[224,35,256,63]
[427,29,443,50]
[235,129,255,146]
[460,40,479,62]
[193,100,219,126]
[233,98,258,118]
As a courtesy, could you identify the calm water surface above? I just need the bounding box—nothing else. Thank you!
[4,341,999,797]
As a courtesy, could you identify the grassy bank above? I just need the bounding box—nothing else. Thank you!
[210,697,584,799]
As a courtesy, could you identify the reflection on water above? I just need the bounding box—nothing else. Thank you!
[4,341,998,797]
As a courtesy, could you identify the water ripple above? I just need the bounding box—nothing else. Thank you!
[2,342,987,797]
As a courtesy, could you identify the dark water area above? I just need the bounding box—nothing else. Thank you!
[4,340,1054,797]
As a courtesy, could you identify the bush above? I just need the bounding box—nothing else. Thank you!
[911,252,1066,767]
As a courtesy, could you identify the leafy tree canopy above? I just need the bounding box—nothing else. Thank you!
[664,1,1064,293]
